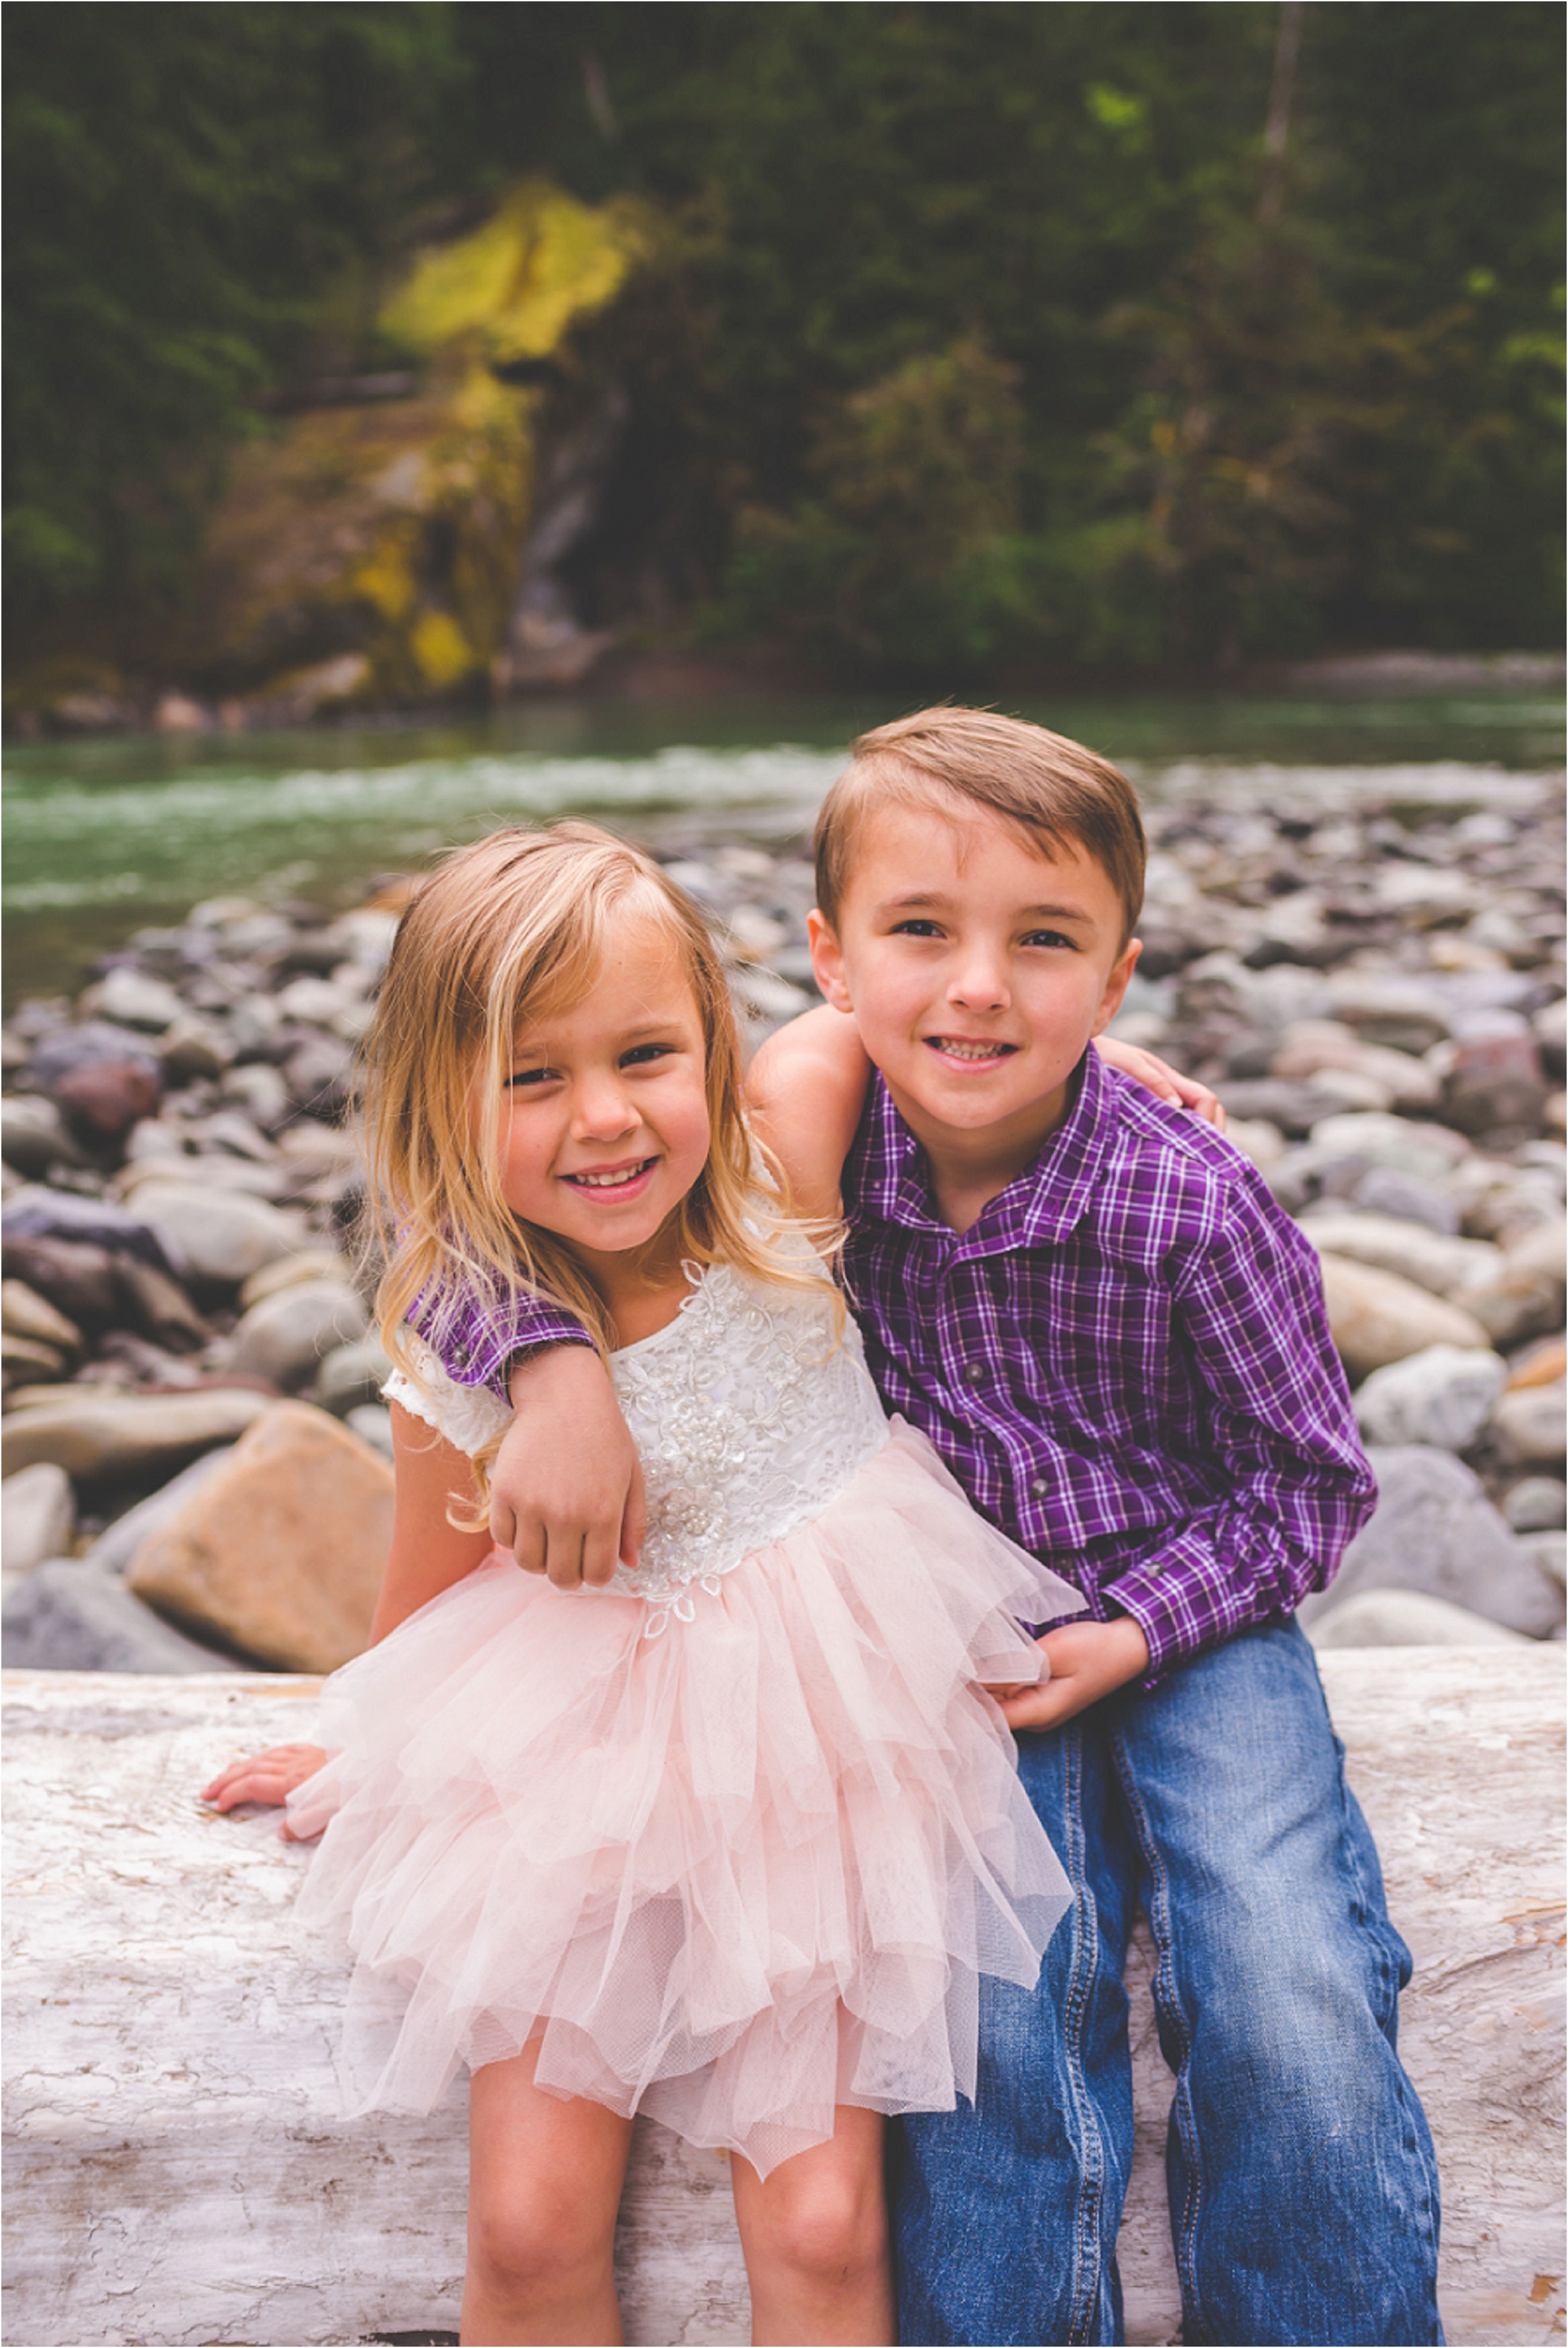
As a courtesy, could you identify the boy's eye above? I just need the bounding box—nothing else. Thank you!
[891,918,945,939]
[1022,929,1076,951]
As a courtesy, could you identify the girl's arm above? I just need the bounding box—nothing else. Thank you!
[747,1004,869,1218]
[203,1403,493,1821]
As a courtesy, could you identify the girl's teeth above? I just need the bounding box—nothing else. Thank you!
[575,1163,648,1188]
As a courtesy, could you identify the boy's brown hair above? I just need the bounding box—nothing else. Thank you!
[814,706,1146,947]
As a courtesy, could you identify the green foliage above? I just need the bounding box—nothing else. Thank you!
[4,2,458,629]
[5,0,1563,674]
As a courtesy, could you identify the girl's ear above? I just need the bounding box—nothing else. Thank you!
[807,909,854,1014]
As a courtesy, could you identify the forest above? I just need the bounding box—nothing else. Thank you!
[5,1,1563,701]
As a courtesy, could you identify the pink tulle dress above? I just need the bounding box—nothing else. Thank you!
[288,1253,1082,2178]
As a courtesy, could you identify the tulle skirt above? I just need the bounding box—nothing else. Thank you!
[290,1420,1082,2177]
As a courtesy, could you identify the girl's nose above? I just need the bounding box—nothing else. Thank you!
[573,1071,639,1138]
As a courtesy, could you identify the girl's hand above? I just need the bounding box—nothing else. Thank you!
[500,1347,646,1587]
[989,1617,1151,1733]
[202,1744,329,1839]
[1093,1034,1225,1130]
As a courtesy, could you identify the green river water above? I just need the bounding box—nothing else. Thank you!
[4,687,1561,1008]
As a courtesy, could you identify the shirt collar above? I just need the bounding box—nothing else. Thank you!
[856,1045,1113,1250]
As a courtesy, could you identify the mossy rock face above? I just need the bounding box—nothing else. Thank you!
[183,181,645,711]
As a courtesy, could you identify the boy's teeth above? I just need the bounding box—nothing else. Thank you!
[938,1040,1007,1061]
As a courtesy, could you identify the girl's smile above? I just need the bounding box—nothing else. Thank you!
[496,918,712,1281]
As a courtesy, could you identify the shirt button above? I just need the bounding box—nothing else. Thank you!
[453,1344,470,1368]
[965,1361,984,1384]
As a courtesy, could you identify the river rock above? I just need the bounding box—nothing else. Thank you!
[158,1012,235,1080]
[125,1179,310,1286]
[1297,1444,1562,1639]
[77,1452,233,1582]
[1440,1015,1551,1138]
[0,1233,125,1330]
[89,967,186,1033]
[1451,1228,1566,1348]
[0,1463,75,1585]
[223,1279,370,1391]
[1294,1210,1498,1300]
[219,1061,292,1128]
[0,1096,86,1179]
[1270,1022,1441,1110]
[28,1019,162,1091]
[125,1401,393,1671]
[313,1332,394,1416]
[1306,1587,1534,1650]
[1,1558,243,1673]
[239,1248,352,1310]
[1488,1381,1567,1469]
[345,1403,396,1458]
[1323,973,1451,1055]
[1,1185,177,1273]
[1317,1256,1491,1382]
[0,1387,271,1483]
[1,1280,83,1359]
[1503,1476,1567,1533]
[1353,1345,1508,1452]
[54,1059,164,1140]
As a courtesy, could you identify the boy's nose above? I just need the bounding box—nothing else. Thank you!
[947,951,1009,1011]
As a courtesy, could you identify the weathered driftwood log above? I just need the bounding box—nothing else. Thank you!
[3,1649,1563,2348]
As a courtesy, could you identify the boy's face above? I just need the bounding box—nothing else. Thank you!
[809,796,1139,1177]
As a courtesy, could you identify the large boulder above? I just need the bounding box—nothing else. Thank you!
[1317,1255,1491,1382]
[125,1401,394,1671]
[0,1387,270,1483]
[125,1180,311,1288]
[0,1462,74,1587]
[1298,1445,1562,1640]
[1352,1344,1508,1452]
[1,1560,243,1672]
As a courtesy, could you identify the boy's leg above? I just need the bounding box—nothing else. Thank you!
[1110,1619,1443,2348]
[891,1715,1139,2348]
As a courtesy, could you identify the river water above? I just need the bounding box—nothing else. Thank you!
[4,687,1561,1006]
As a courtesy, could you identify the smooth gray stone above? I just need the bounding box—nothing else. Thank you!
[0,1097,86,1179]
[1306,1588,1532,1650]
[81,1448,237,1576]
[1519,1533,1567,1592]
[313,1332,394,1417]
[345,1404,395,1460]
[1353,1345,1507,1452]
[1,1558,242,1673]
[1490,1382,1567,1469]
[224,1279,370,1392]
[1504,1476,1568,1533]
[1298,1445,1563,1640]
[0,1462,75,1582]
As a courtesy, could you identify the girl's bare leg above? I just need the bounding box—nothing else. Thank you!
[462,2045,633,2347]
[730,2105,894,2347]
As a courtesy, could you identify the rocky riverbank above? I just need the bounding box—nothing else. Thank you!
[3,773,1563,1672]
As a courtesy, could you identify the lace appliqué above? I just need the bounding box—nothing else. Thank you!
[388,1265,891,1640]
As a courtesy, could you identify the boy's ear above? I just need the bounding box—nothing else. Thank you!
[1090,937,1142,1038]
[807,909,854,1014]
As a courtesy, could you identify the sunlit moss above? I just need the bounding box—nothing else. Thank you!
[383,178,645,367]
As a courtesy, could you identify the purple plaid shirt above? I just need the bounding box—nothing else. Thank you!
[414,1048,1374,1679]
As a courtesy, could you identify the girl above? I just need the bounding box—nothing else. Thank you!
[206,822,1086,2347]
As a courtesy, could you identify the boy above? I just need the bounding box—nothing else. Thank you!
[425,710,1442,2347]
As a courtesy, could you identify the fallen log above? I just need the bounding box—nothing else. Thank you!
[3,1647,1563,2348]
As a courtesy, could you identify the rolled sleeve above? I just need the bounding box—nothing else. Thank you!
[411,1282,594,1401]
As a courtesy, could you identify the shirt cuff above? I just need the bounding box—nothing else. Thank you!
[1101,1540,1235,1687]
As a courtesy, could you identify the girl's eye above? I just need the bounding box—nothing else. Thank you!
[505,1065,556,1089]
[620,1042,674,1067]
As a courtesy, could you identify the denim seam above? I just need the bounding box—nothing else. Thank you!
[1109,1719,1210,2345]
[1056,1724,1112,2348]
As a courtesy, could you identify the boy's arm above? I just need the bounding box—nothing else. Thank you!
[1080,1165,1374,1689]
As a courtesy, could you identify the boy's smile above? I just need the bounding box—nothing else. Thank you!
[809,798,1139,1220]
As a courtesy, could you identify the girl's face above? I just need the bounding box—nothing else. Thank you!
[494,915,712,1278]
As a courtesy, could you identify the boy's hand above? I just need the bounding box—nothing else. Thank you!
[1094,1035,1225,1130]
[201,1743,329,1839]
[987,1616,1151,1731]
[498,1346,645,1589]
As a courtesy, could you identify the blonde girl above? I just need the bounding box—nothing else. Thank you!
[207,822,1084,2347]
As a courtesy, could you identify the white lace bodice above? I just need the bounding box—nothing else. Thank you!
[385,1261,891,1634]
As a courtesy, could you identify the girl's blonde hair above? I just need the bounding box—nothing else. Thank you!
[366,822,824,1406]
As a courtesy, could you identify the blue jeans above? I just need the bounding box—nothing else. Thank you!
[892,1622,1443,2346]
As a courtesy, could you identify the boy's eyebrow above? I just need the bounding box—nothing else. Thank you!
[878,889,1099,924]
